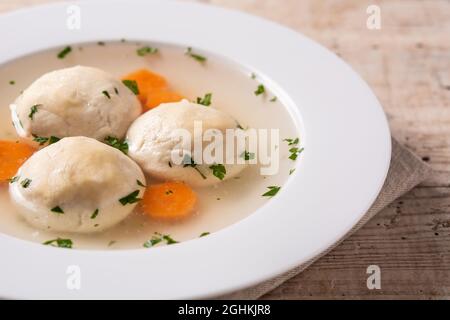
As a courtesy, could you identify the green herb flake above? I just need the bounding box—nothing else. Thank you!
[114,87,119,95]
[209,164,226,180]
[185,47,207,63]
[270,96,278,102]
[289,168,296,175]
[108,240,116,247]
[143,237,162,248]
[137,46,159,56]
[102,90,111,99]
[90,209,99,219]
[200,232,210,237]
[183,155,207,179]
[254,84,265,96]
[20,178,32,188]
[241,150,255,161]
[165,190,174,195]
[51,206,64,214]
[9,80,15,85]
[97,41,105,46]
[162,235,178,245]
[119,190,141,206]
[122,79,140,95]
[43,238,73,248]
[29,104,41,120]
[57,46,72,59]
[288,147,304,161]
[32,134,60,146]
[250,72,256,79]
[284,137,299,146]
[262,186,281,197]
[48,136,60,145]
[104,136,129,155]
[137,180,146,187]
[196,93,212,106]
[9,176,20,184]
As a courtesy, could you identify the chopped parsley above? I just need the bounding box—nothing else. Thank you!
[288,147,304,160]
[28,104,41,120]
[108,240,116,246]
[97,41,105,46]
[122,79,140,95]
[289,168,296,175]
[168,161,173,168]
[43,238,73,248]
[262,186,281,197]
[209,164,226,180]
[20,178,32,188]
[114,87,119,95]
[57,46,72,59]
[241,150,255,161]
[137,180,146,187]
[102,90,111,99]
[165,190,174,195]
[200,232,210,237]
[90,209,99,219]
[270,96,278,102]
[284,137,299,146]
[9,176,19,184]
[32,134,60,146]
[254,84,265,96]
[104,136,129,154]
[51,206,64,214]
[196,93,212,106]
[250,72,256,79]
[143,232,178,248]
[185,47,207,63]
[183,154,207,179]
[119,190,141,205]
[137,46,158,56]
[9,80,15,85]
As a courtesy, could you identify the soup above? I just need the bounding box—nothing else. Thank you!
[0,41,300,250]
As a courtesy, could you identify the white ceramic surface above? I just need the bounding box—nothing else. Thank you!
[0,0,391,299]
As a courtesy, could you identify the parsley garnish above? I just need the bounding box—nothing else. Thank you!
[200,232,210,237]
[29,104,41,120]
[241,151,255,161]
[183,154,207,179]
[97,41,105,46]
[108,240,116,246]
[20,178,32,188]
[254,84,265,96]
[119,190,141,205]
[114,87,119,95]
[90,209,99,219]
[143,233,178,248]
[51,206,64,214]
[284,137,299,146]
[196,93,212,106]
[270,96,278,102]
[209,164,226,180]
[122,79,140,95]
[289,147,304,160]
[137,46,158,56]
[262,186,281,197]
[289,168,296,175]
[9,176,19,184]
[104,136,129,154]
[250,72,256,79]
[57,46,72,59]
[137,180,146,187]
[185,47,207,63]
[43,238,72,248]
[32,134,60,146]
[9,80,15,85]
[102,90,111,99]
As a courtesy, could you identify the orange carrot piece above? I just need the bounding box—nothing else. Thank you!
[122,69,184,110]
[141,182,197,220]
[145,89,185,110]
[0,140,35,182]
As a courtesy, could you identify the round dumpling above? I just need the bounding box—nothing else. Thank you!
[127,100,247,187]
[9,136,146,233]
[10,65,141,145]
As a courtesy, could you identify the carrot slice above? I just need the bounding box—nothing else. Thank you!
[145,89,185,109]
[141,182,197,220]
[122,69,184,110]
[0,140,35,182]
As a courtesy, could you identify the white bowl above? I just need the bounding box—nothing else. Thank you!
[0,0,391,299]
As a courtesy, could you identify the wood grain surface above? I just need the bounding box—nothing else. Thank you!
[1,0,449,299]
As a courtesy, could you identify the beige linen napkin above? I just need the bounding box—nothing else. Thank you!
[221,138,433,299]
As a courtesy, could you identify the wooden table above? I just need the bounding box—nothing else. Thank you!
[2,0,449,299]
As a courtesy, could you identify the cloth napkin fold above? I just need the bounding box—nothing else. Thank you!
[222,138,433,299]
